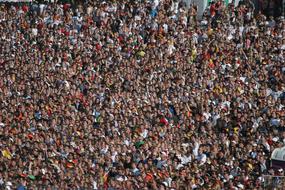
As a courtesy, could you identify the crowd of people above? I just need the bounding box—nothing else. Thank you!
[0,0,284,189]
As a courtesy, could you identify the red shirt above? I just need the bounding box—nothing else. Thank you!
[22,5,29,13]
[210,4,216,17]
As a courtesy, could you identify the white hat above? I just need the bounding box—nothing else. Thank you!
[272,137,279,142]
[237,184,244,189]
[6,182,12,186]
